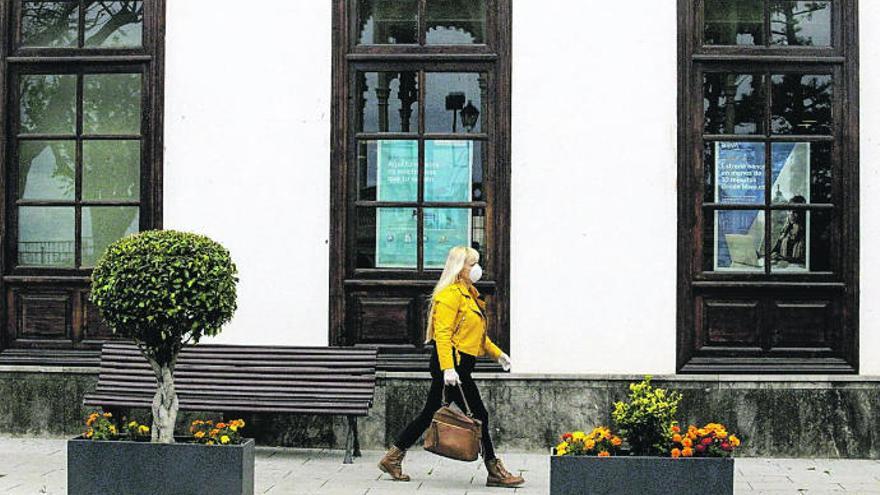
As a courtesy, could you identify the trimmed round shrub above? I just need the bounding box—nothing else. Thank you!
[90,230,238,354]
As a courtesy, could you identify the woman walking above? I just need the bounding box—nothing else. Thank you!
[378,246,525,488]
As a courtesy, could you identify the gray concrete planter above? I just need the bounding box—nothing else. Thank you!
[550,454,734,495]
[67,437,255,495]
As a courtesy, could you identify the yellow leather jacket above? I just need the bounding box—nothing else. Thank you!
[430,281,503,370]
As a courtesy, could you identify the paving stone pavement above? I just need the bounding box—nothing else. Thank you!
[1,436,879,494]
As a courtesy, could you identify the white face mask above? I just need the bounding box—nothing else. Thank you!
[469,263,483,283]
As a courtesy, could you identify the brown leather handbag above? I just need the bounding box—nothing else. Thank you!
[423,383,483,461]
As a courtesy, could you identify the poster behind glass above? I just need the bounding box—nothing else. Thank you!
[375,140,472,268]
[713,142,810,271]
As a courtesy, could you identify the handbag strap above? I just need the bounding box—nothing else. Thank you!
[440,382,474,418]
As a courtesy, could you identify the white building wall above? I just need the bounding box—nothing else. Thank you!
[161,1,880,374]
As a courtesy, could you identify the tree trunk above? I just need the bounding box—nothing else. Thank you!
[148,359,179,443]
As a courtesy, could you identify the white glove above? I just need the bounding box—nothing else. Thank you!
[498,353,512,371]
[443,368,461,386]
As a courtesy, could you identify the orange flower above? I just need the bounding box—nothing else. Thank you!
[729,435,741,447]
[611,436,622,447]
[598,451,610,457]
[681,447,694,457]
[671,425,681,433]
[194,431,205,439]
[672,433,682,443]
[681,437,693,448]
[216,422,227,429]
[209,429,220,437]
[671,448,681,458]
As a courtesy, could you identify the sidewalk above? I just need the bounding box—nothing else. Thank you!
[1,436,879,494]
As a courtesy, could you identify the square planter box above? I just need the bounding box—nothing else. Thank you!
[68,437,255,495]
[550,454,734,495]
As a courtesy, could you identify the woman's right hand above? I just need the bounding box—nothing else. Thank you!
[443,368,461,386]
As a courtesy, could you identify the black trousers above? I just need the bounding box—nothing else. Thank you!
[393,345,496,461]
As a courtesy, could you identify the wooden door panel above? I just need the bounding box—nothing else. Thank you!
[771,299,835,349]
[701,298,761,348]
[351,295,418,345]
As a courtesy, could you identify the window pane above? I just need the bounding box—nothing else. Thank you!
[771,1,832,47]
[771,74,832,135]
[357,207,418,269]
[20,74,77,135]
[703,73,765,135]
[18,206,75,267]
[82,206,139,266]
[18,140,75,200]
[84,73,142,135]
[370,140,419,201]
[425,140,481,202]
[84,1,144,48]
[426,0,486,45]
[425,73,485,134]
[423,208,479,269]
[357,0,418,45]
[705,210,765,272]
[704,142,766,204]
[771,142,832,204]
[20,2,78,48]
[83,140,141,200]
[704,0,764,46]
[770,209,830,272]
[357,72,419,133]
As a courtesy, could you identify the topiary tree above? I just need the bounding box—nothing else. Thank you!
[90,230,238,443]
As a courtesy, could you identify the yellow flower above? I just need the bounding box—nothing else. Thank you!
[84,429,94,439]
[102,412,112,419]
[128,421,137,429]
[716,431,728,439]
[220,435,230,445]
[729,435,741,447]
[230,425,238,432]
[139,425,150,434]
[555,442,568,456]
[584,439,596,450]
[109,425,117,434]
[194,431,205,439]
[572,431,586,441]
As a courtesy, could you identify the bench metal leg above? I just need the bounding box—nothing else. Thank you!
[349,415,361,457]
[343,415,355,464]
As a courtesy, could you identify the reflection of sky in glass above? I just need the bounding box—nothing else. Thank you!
[771,1,831,46]
[425,73,482,133]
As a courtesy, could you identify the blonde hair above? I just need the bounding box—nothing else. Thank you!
[424,246,480,344]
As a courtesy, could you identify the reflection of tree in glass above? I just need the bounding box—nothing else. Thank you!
[771,1,829,46]
[704,74,763,135]
[358,0,418,44]
[84,1,143,47]
[20,76,77,198]
[84,74,142,134]
[21,2,78,47]
[771,74,832,135]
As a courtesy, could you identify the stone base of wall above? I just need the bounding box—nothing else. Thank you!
[2,367,879,458]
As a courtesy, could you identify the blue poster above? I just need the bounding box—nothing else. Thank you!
[714,142,811,271]
[375,140,473,268]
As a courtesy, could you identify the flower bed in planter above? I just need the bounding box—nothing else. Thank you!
[549,377,739,495]
[68,436,255,495]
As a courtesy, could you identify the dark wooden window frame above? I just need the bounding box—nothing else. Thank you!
[677,0,860,373]
[0,0,165,353]
[330,0,511,360]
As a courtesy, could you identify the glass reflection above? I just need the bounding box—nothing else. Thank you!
[425,73,485,133]
[357,207,418,269]
[704,73,765,135]
[82,206,139,266]
[770,142,833,204]
[704,0,764,46]
[425,140,482,202]
[771,74,832,135]
[426,0,486,45]
[21,2,78,47]
[357,0,418,45]
[18,206,75,267]
[707,210,765,272]
[358,72,419,133]
[83,140,141,200]
[423,208,472,268]
[19,141,75,200]
[20,74,77,135]
[771,1,831,47]
[84,1,144,48]
[83,73,142,135]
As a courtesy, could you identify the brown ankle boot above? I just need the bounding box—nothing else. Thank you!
[485,457,525,488]
[378,446,411,482]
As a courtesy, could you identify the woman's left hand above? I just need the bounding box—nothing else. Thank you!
[498,353,512,371]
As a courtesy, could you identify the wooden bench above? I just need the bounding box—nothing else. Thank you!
[83,342,378,463]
